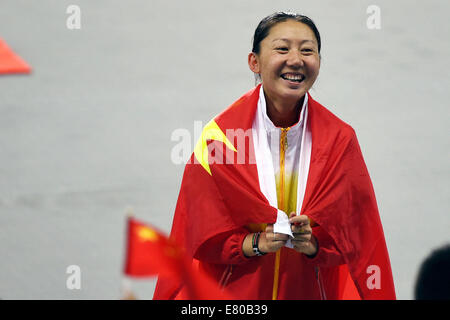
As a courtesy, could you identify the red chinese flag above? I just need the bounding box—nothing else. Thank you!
[123,216,232,299]
[0,38,31,75]
[124,216,182,277]
[154,84,396,300]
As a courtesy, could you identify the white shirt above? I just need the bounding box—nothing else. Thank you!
[259,87,307,213]
[252,85,312,244]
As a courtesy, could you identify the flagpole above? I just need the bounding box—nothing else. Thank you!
[120,277,137,300]
[125,205,134,218]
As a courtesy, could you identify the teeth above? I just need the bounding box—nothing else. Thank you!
[281,74,304,82]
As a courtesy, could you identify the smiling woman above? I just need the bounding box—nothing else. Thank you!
[153,11,396,300]
[248,15,321,127]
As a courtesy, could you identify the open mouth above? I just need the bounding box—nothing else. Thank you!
[280,73,305,83]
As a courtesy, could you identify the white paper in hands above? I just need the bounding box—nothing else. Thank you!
[273,210,295,248]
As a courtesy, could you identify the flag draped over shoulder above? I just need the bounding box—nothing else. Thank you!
[302,94,396,299]
[0,38,31,75]
[154,84,395,300]
[123,216,232,299]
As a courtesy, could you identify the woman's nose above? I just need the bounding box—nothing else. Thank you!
[286,50,304,67]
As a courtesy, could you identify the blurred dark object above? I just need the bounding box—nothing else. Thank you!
[414,244,450,300]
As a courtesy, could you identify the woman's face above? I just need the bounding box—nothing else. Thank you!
[249,20,321,104]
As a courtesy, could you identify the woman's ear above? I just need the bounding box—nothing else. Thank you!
[248,52,260,74]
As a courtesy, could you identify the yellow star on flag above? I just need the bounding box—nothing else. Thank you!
[193,119,236,175]
[137,226,158,242]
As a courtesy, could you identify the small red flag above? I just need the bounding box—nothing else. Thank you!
[123,216,232,299]
[124,217,181,277]
[0,38,31,75]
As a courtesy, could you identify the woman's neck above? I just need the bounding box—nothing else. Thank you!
[265,93,304,128]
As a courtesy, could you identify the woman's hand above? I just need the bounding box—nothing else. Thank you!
[289,213,318,257]
[259,224,289,253]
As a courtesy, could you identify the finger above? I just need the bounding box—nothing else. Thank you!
[265,224,274,233]
[292,239,307,247]
[292,234,311,241]
[291,224,312,234]
[288,212,303,227]
[265,231,274,241]
[265,231,286,242]
[292,230,312,238]
[289,214,310,226]
[293,242,312,252]
[273,233,289,242]
[292,239,312,250]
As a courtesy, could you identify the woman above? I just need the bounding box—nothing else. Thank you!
[154,12,396,300]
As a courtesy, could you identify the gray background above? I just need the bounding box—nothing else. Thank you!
[0,0,448,300]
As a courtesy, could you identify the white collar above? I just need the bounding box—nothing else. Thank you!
[258,85,308,133]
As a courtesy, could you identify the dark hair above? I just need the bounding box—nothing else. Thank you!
[414,244,450,300]
[252,11,321,55]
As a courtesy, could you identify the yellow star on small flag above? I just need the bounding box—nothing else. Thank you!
[137,226,158,242]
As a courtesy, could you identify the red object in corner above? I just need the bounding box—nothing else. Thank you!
[0,38,31,75]
[123,216,232,299]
